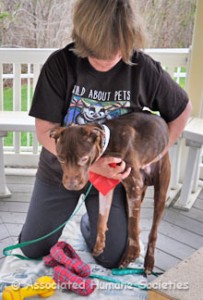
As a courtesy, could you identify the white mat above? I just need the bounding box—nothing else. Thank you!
[0,199,148,299]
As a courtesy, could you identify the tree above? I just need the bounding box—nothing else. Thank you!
[139,0,196,48]
[0,0,74,48]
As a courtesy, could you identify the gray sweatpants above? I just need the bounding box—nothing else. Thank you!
[19,177,128,268]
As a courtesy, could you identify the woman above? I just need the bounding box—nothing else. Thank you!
[19,0,192,268]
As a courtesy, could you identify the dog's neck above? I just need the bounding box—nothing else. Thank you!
[100,124,110,156]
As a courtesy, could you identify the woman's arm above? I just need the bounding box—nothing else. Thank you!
[35,118,60,156]
[143,100,192,167]
[163,101,192,155]
[35,100,192,179]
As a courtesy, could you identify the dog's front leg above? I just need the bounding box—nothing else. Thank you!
[93,189,114,257]
[119,175,143,267]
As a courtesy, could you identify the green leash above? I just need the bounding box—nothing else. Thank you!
[3,183,93,260]
[112,267,162,277]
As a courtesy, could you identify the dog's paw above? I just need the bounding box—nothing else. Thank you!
[144,253,155,275]
[119,245,140,268]
[92,234,106,257]
[92,246,104,257]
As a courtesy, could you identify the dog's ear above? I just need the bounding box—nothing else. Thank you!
[93,127,104,136]
[85,127,104,143]
[49,127,66,141]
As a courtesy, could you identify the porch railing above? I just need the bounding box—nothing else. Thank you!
[0,47,194,169]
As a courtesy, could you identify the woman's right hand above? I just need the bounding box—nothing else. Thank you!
[35,118,60,155]
[90,156,131,181]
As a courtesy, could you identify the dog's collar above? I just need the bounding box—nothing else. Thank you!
[100,124,110,155]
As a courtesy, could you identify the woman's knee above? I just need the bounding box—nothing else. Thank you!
[18,231,59,259]
[20,244,47,259]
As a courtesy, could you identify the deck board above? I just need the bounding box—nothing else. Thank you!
[0,211,26,224]
[141,219,203,249]
[4,223,23,237]
[180,206,203,220]
[0,201,29,212]
[163,209,203,235]
[0,174,203,274]
[0,237,15,259]
[0,193,33,203]
[141,231,196,260]
[6,183,34,193]
[153,249,181,271]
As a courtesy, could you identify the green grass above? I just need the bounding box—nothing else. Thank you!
[173,67,187,89]
[3,84,33,147]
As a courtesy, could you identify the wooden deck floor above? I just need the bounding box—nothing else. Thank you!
[0,173,203,273]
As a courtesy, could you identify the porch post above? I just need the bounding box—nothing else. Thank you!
[187,0,203,117]
[0,133,11,198]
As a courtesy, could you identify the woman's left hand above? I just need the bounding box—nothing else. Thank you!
[90,156,131,181]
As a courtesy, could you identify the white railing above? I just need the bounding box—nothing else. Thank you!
[0,48,191,168]
[0,48,55,167]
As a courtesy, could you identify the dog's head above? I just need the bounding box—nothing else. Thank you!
[50,124,104,190]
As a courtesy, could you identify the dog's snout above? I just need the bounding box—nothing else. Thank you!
[63,179,79,191]
[64,182,78,190]
[62,174,86,191]
[64,175,77,181]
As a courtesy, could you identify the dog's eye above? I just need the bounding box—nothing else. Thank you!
[78,156,89,166]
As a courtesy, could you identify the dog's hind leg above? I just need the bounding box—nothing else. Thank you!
[144,154,171,274]
[93,189,114,257]
[119,171,144,267]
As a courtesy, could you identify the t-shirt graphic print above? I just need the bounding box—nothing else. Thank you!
[63,87,131,126]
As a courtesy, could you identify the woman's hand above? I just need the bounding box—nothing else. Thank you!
[90,156,131,181]
[35,118,60,156]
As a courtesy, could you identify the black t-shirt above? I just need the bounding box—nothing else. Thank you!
[29,43,189,184]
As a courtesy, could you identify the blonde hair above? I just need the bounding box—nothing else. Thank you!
[71,0,147,64]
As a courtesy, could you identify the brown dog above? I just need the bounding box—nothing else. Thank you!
[50,112,171,274]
